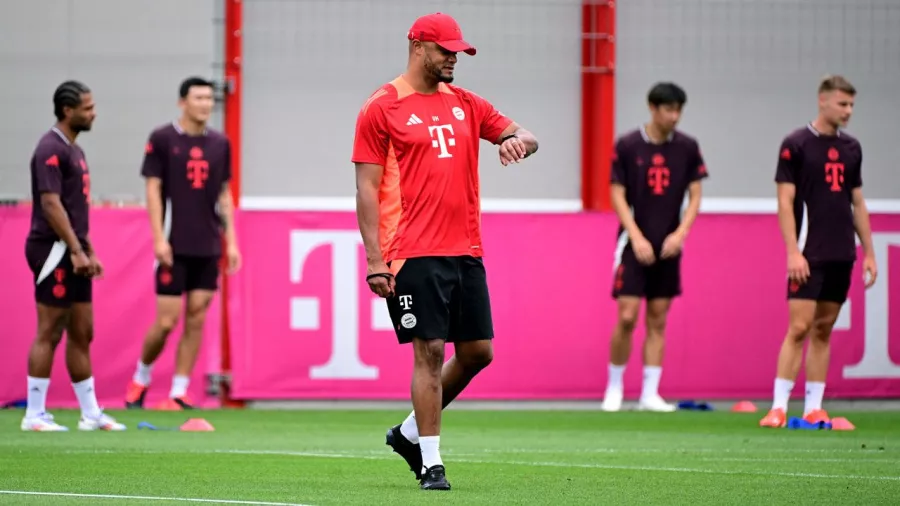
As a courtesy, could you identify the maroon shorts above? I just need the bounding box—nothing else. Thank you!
[787,261,853,303]
[24,240,92,307]
[156,255,220,296]
[611,247,682,300]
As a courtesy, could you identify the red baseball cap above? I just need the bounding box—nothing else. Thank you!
[407,13,476,56]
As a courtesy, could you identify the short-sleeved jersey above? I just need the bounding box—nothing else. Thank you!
[610,127,708,251]
[351,76,513,263]
[775,124,862,264]
[27,128,91,245]
[140,122,231,257]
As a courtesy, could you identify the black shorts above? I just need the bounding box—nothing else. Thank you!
[156,255,220,296]
[787,261,853,303]
[611,247,682,300]
[25,240,92,307]
[385,256,494,345]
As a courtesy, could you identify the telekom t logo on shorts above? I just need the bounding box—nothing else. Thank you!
[398,295,413,310]
[289,230,382,380]
[428,124,456,159]
[841,232,900,379]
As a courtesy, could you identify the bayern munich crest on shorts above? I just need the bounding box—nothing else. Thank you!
[400,313,417,329]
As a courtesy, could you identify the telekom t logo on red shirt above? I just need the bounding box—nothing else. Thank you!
[428,124,456,159]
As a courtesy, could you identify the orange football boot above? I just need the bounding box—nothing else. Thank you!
[803,409,831,424]
[155,396,195,411]
[125,381,149,409]
[759,408,787,428]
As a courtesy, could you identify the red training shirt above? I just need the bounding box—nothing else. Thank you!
[351,76,513,263]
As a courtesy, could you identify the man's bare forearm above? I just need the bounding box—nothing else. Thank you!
[219,189,238,248]
[40,195,82,252]
[853,201,875,258]
[355,186,383,264]
[610,185,643,240]
[145,180,166,243]
[777,198,800,255]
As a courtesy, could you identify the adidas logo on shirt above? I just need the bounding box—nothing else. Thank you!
[406,114,423,126]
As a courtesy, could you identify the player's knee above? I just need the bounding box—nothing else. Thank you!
[156,314,180,335]
[184,309,207,333]
[645,313,667,335]
[413,339,445,372]
[37,317,66,345]
[787,319,813,341]
[617,312,639,334]
[810,318,836,343]
[459,345,493,371]
[68,323,94,347]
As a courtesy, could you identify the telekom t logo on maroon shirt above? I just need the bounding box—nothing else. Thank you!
[825,147,844,192]
[647,154,670,195]
[187,146,209,189]
[428,124,456,159]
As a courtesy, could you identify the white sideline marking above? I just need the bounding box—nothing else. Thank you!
[215,449,900,482]
[0,491,312,505]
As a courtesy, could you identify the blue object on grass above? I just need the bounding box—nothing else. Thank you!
[787,416,832,430]
[1,398,27,409]
[137,421,179,431]
[677,400,714,411]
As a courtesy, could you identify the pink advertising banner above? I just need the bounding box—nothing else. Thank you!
[0,207,220,409]
[228,210,900,401]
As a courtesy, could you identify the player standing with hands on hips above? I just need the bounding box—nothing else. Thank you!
[760,75,877,428]
[352,12,538,491]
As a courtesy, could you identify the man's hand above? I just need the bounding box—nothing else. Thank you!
[631,235,656,265]
[787,251,810,285]
[499,135,528,166]
[154,239,173,269]
[70,249,91,276]
[862,255,878,289]
[226,243,242,275]
[88,253,104,279]
[366,260,395,298]
[660,230,685,259]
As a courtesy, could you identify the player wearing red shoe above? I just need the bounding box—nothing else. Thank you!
[124,77,241,411]
[352,13,538,490]
[760,76,877,428]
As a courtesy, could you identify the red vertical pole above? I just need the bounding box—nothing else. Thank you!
[222,0,243,408]
[581,0,616,211]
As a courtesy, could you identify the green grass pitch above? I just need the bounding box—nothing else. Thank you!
[1,409,898,505]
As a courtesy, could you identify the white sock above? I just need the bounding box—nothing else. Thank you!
[804,381,825,415]
[772,377,794,411]
[133,360,153,386]
[72,377,102,419]
[640,366,662,400]
[399,411,419,444]
[419,436,443,471]
[26,376,50,418]
[170,375,190,398]
[607,364,625,391]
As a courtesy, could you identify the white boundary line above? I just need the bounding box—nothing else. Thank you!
[0,491,312,505]
[213,449,900,482]
[238,196,900,214]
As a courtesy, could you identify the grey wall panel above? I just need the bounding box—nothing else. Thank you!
[616,0,900,199]
[241,0,582,200]
[0,0,219,201]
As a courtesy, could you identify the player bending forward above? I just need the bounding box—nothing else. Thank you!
[760,75,877,428]
[352,13,538,491]
[125,77,241,410]
[21,81,125,431]
[601,82,708,413]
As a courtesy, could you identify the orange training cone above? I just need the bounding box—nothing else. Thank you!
[180,418,215,432]
[731,401,758,413]
[830,417,856,431]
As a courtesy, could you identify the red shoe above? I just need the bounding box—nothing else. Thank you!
[803,409,831,424]
[125,381,149,409]
[759,408,787,428]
